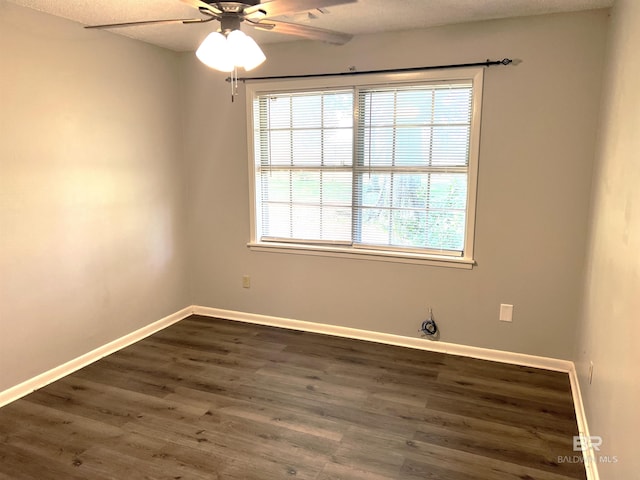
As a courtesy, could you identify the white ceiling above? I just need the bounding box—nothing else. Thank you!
[9,0,613,52]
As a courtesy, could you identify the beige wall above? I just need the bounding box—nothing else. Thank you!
[0,2,189,391]
[183,10,608,360]
[576,0,640,477]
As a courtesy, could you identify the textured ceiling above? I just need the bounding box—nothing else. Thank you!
[8,0,614,51]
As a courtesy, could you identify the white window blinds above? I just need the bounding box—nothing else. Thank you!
[254,90,354,243]
[355,83,472,253]
[250,73,479,260]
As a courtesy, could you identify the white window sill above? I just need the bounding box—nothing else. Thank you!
[247,242,475,269]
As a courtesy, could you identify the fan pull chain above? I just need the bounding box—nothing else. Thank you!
[224,68,242,102]
[230,67,239,102]
[235,68,239,99]
[234,67,238,100]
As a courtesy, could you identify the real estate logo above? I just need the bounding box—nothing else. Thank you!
[573,435,602,452]
[557,435,618,465]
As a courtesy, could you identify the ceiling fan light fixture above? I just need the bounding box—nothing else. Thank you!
[196,31,234,72]
[227,30,266,71]
[196,29,266,73]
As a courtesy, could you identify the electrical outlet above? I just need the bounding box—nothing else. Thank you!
[242,275,251,289]
[589,361,594,385]
[499,304,513,322]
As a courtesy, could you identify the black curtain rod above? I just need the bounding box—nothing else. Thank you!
[229,58,513,82]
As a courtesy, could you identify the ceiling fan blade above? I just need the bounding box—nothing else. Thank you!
[246,0,357,19]
[180,0,223,15]
[84,17,215,30]
[254,19,352,44]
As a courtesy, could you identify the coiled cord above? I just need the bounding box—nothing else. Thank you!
[420,308,438,336]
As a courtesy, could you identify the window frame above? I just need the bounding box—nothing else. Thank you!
[245,68,484,269]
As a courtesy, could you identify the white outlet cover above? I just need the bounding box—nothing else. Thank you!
[499,304,514,322]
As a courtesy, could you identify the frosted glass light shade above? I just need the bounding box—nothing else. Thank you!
[196,30,266,73]
[226,30,266,71]
[196,32,234,72]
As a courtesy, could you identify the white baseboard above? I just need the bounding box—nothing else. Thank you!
[569,366,599,480]
[192,306,573,372]
[0,305,194,409]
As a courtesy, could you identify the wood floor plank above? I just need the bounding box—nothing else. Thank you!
[401,439,586,480]
[0,443,95,480]
[318,461,398,480]
[217,403,347,442]
[436,370,574,405]
[413,424,574,476]
[425,393,579,437]
[0,315,586,479]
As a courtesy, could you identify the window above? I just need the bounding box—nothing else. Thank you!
[246,69,483,267]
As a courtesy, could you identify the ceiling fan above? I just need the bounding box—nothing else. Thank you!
[86,0,356,72]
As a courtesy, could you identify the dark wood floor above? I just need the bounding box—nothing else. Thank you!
[0,315,586,480]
